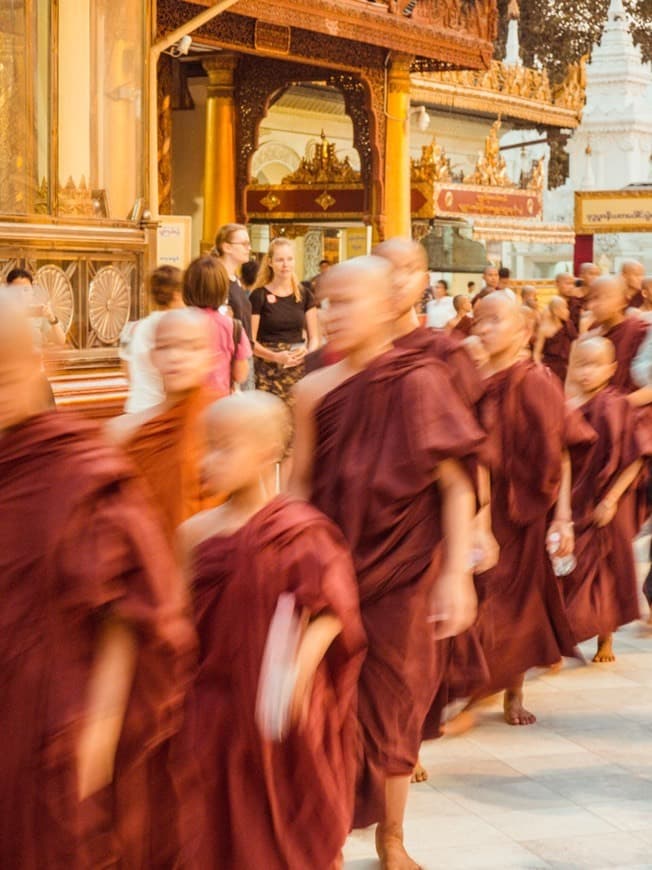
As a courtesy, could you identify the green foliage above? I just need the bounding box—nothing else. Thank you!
[494,0,652,83]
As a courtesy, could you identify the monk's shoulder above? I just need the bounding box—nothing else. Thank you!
[294,361,348,412]
[177,506,226,556]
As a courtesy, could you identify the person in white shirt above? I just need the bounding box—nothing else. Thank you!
[426,279,456,328]
[120,266,184,413]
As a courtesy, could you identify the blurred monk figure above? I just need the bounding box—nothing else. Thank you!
[534,295,578,383]
[447,294,474,338]
[583,276,651,406]
[621,259,645,309]
[108,308,223,538]
[565,337,646,663]
[292,257,484,869]
[574,262,601,332]
[375,237,484,411]
[178,392,365,869]
[467,293,588,726]
[0,291,194,868]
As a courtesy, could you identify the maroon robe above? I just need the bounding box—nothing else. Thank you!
[0,412,195,870]
[568,295,586,332]
[184,496,365,870]
[473,361,591,693]
[304,343,345,374]
[542,318,578,383]
[628,290,644,309]
[452,314,474,339]
[604,316,649,393]
[310,346,485,827]
[565,388,644,641]
[394,325,484,409]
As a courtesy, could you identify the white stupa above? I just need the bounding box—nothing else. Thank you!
[566,0,652,190]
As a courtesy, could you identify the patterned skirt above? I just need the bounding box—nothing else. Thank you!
[254,341,305,408]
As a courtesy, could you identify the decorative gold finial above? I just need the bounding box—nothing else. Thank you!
[508,0,520,20]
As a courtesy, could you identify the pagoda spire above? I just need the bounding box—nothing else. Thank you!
[504,0,522,68]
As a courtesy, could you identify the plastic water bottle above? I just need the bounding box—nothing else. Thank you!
[547,531,576,577]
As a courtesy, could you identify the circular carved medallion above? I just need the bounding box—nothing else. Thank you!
[89,266,130,344]
[34,265,75,333]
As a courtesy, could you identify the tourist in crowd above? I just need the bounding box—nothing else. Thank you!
[212,224,253,341]
[120,265,184,413]
[533,295,578,383]
[250,237,319,406]
[426,278,456,328]
[240,258,260,293]
[497,266,517,299]
[467,280,476,295]
[6,267,65,407]
[6,267,66,349]
[183,256,252,396]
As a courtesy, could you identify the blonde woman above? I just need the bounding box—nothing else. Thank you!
[250,238,319,405]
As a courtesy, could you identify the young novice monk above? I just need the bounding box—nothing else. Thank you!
[469,292,590,726]
[534,295,578,383]
[108,308,223,537]
[565,337,646,662]
[292,256,484,869]
[178,392,366,870]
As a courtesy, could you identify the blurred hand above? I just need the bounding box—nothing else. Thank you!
[470,525,500,574]
[593,499,616,528]
[428,571,477,640]
[547,520,574,558]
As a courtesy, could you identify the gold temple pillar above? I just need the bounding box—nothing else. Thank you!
[384,53,413,239]
[201,53,238,250]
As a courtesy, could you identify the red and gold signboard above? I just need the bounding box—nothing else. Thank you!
[246,184,367,221]
[412,182,543,221]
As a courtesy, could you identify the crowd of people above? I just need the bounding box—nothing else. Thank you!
[2,232,651,870]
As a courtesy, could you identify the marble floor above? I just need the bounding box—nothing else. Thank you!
[344,536,652,870]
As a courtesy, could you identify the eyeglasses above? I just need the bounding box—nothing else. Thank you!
[228,239,251,248]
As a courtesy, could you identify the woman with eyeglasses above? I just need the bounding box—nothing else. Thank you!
[213,223,253,343]
[250,238,319,407]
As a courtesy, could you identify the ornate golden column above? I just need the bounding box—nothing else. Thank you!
[201,53,238,250]
[384,53,413,239]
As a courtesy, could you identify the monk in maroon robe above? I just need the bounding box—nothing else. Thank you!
[0,294,195,869]
[374,238,496,763]
[470,293,590,726]
[179,392,365,870]
[108,308,225,538]
[292,257,484,869]
[622,259,645,309]
[565,337,646,662]
[534,296,578,383]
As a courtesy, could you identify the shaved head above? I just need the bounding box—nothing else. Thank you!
[373,237,428,270]
[207,391,290,460]
[320,255,392,295]
[154,306,210,342]
[587,275,627,327]
[473,291,528,364]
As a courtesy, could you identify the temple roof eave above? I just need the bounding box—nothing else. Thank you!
[180,0,495,68]
[410,76,581,129]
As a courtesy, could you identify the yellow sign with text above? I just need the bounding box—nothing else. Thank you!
[575,190,652,234]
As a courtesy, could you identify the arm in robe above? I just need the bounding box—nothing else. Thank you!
[289,378,318,500]
[548,451,574,557]
[594,459,644,527]
[290,612,344,727]
[76,618,138,799]
[430,458,477,639]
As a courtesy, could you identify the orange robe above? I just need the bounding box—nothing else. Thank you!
[184,496,366,869]
[123,387,223,537]
[0,411,195,869]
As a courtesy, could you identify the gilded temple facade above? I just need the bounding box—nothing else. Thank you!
[1,0,498,410]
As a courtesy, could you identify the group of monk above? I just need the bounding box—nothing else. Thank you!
[2,241,651,870]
